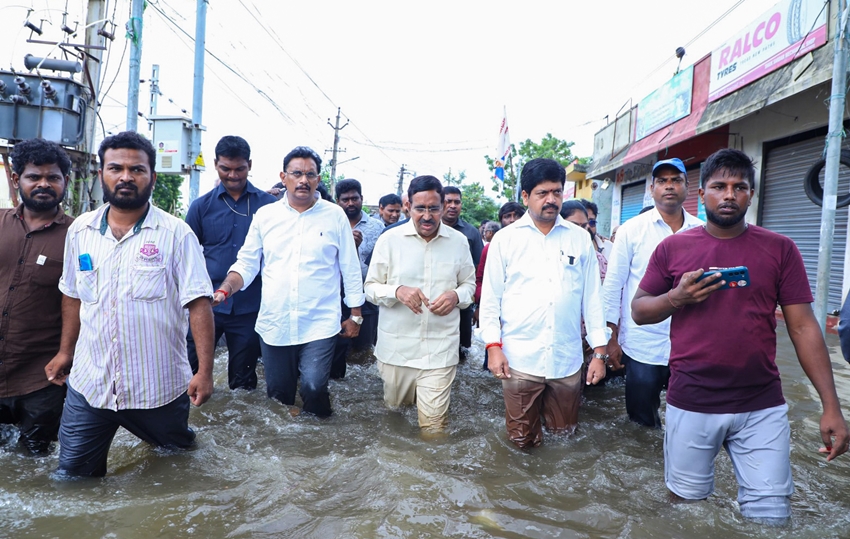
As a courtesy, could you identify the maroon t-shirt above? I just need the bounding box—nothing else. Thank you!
[639,225,813,414]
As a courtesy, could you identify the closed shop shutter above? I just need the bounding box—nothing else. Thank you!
[620,181,646,224]
[684,168,701,217]
[761,136,849,313]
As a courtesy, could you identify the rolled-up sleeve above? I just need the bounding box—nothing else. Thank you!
[479,236,505,345]
[58,226,79,298]
[581,239,610,349]
[454,249,476,310]
[339,216,366,308]
[175,230,213,307]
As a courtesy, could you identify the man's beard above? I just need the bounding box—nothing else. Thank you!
[19,186,64,212]
[344,205,361,219]
[705,206,747,227]
[102,180,154,210]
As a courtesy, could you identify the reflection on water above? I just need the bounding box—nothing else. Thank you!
[2,326,849,538]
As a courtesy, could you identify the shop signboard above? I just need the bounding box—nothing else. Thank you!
[708,0,827,102]
[635,66,693,141]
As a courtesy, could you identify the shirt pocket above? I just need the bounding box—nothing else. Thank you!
[76,268,99,304]
[29,257,64,287]
[131,266,168,301]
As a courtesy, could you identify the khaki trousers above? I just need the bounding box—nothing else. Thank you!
[377,361,456,430]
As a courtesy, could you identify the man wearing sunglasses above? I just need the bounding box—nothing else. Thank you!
[215,146,364,417]
[580,199,613,262]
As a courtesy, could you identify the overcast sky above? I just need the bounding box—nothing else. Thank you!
[2,0,792,205]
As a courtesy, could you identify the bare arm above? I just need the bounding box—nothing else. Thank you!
[45,295,81,385]
[186,296,215,406]
[212,271,245,307]
[783,303,849,461]
[631,269,723,325]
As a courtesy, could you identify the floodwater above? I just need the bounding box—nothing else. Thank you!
[2,326,850,539]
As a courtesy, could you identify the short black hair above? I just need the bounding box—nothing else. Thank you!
[479,219,490,227]
[316,182,334,202]
[407,175,443,203]
[10,138,72,176]
[379,193,402,207]
[560,200,588,220]
[283,146,322,172]
[335,178,362,199]
[98,131,156,172]
[443,185,462,198]
[700,148,756,189]
[579,199,599,216]
[498,201,525,221]
[520,158,565,194]
[215,135,251,161]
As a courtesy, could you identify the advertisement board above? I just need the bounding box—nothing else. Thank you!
[708,0,827,102]
[635,66,693,141]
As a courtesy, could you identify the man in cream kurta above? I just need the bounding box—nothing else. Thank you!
[365,175,476,430]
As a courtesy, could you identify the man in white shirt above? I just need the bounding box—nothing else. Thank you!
[601,157,703,428]
[365,175,476,431]
[480,158,609,448]
[214,146,364,417]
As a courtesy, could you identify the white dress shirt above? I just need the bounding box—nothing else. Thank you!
[59,204,212,410]
[229,195,365,346]
[365,221,476,369]
[479,213,609,379]
[601,206,703,365]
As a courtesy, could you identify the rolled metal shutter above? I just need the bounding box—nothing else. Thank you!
[684,169,701,217]
[761,137,849,313]
[620,181,646,224]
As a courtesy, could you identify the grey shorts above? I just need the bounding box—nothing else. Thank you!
[664,403,793,520]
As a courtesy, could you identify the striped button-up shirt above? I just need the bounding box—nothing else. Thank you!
[59,204,213,410]
[229,195,365,347]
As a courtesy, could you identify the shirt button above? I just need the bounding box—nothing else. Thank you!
[2,312,7,316]
[18,259,23,265]
[233,224,238,227]
[8,286,13,291]
[112,338,118,343]
[232,244,237,247]
[25,234,31,238]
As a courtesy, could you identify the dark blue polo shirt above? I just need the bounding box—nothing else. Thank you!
[185,181,277,315]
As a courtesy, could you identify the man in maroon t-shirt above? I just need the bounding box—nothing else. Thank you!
[631,148,848,522]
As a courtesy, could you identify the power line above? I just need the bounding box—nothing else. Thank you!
[147,0,292,122]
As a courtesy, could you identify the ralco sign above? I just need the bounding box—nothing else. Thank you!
[709,0,827,102]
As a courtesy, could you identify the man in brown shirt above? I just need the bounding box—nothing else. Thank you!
[0,138,73,454]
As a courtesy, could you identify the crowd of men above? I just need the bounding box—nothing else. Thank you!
[1,132,848,524]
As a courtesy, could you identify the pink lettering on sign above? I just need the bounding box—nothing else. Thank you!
[718,11,782,69]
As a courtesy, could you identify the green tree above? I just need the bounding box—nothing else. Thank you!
[153,173,185,217]
[443,169,500,226]
[484,133,589,201]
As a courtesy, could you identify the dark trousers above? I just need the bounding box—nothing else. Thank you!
[623,352,670,428]
[331,302,377,379]
[260,336,336,417]
[57,383,195,477]
[187,311,261,390]
[0,384,66,454]
[459,306,473,349]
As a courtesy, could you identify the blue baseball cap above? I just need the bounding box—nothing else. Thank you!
[652,158,686,176]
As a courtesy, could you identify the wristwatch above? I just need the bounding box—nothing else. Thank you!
[591,352,609,362]
[350,315,364,325]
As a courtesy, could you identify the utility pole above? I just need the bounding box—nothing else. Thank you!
[148,64,159,131]
[189,0,207,204]
[126,0,144,131]
[814,0,850,333]
[397,164,407,197]
[327,107,348,192]
[81,0,106,213]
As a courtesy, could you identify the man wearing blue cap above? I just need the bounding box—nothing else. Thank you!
[601,157,703,427]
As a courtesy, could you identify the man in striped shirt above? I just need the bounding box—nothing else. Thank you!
[45,131,215,477]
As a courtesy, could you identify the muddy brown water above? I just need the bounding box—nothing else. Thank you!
[1,326,849,538]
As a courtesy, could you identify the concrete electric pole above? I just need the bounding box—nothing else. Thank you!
[125,0,144,131]
[327,107,348,192]
[814,0,850,332]
[189,0,207,204]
